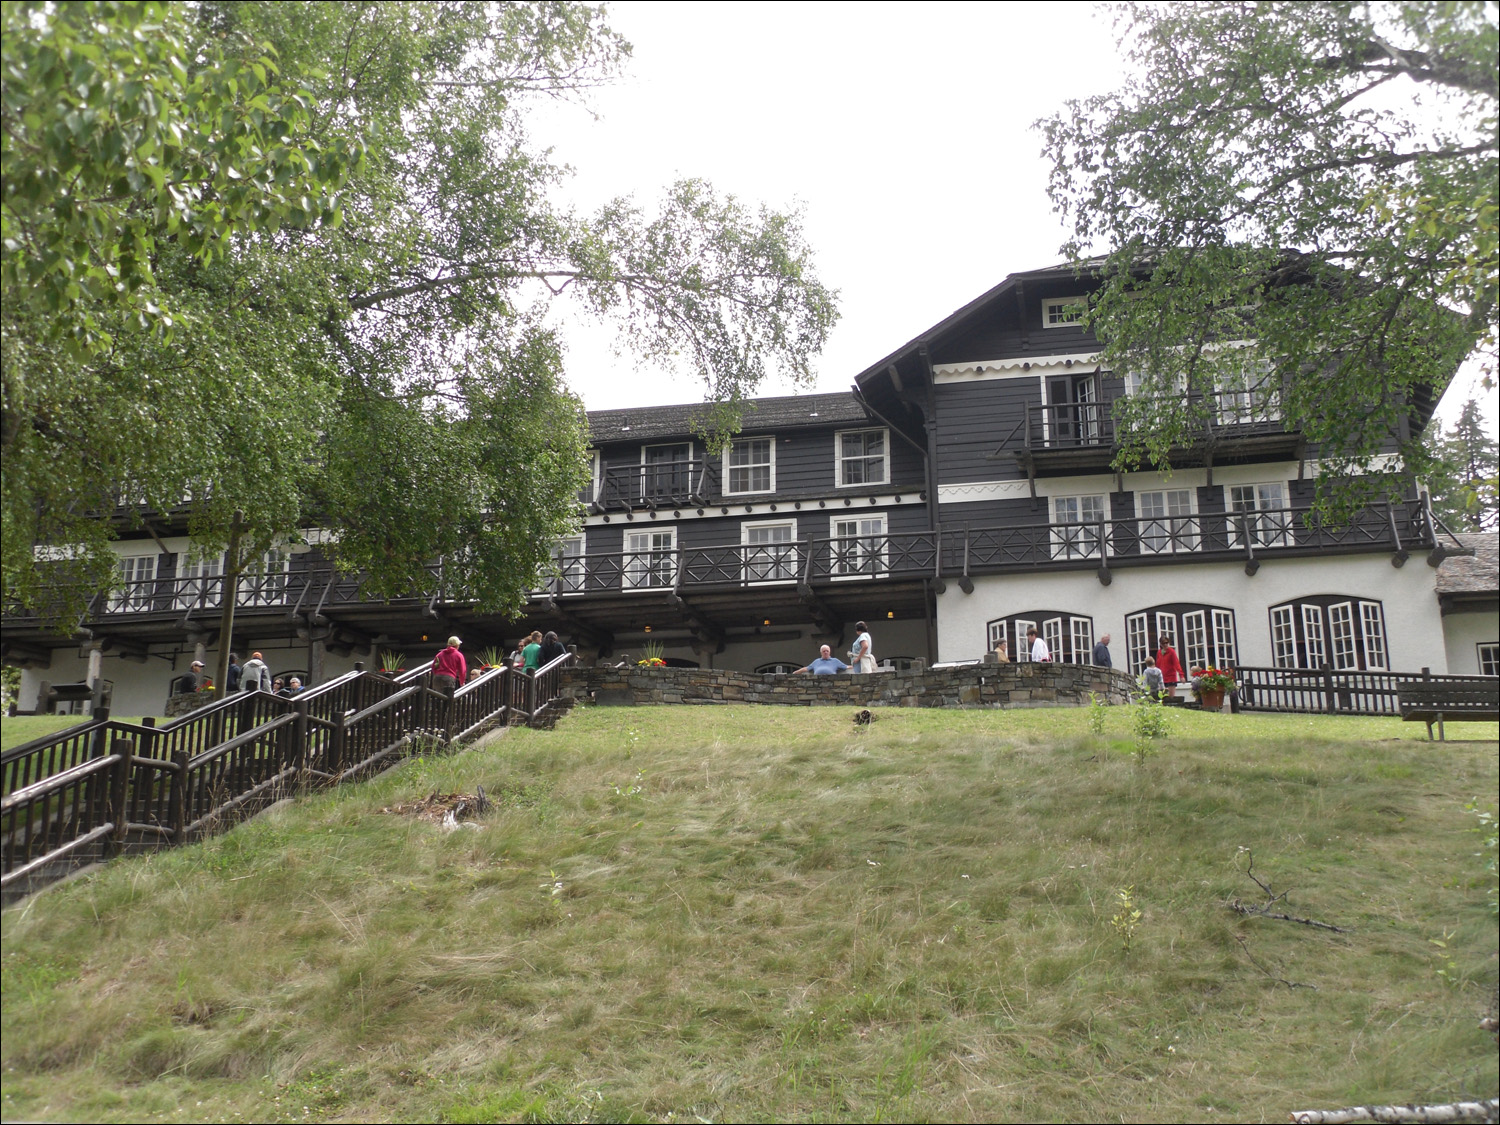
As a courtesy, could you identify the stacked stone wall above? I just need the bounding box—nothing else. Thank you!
[560,662,1133,709]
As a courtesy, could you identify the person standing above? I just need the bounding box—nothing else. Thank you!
[538,631,567,666]
[226,652,243,693]
[522,631,543,673]
[240,652,272,693]
[1156,635,1183,696]
[1027,626,1051,662]
[849,621,875,674]
[1092,634,1112,668]
[432,635,466,694]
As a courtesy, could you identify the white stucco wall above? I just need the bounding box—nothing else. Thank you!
[18,639,365,719]
[936,552,1449,672]
[1442,609,1499,675]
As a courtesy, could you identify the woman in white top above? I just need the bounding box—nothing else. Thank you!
[850,621,876,673]
[1026,627,1051,662]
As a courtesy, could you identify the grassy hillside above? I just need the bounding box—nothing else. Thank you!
[3,705,1497,1123]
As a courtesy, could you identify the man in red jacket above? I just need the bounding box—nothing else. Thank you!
[433,635,467,695]
[1156,636,1184,697]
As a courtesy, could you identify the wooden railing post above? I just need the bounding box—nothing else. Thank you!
[1322,664,1337,715]
[168,749,188,842]
[293,699,309,788]
[444,684,456,746]
[108,736,134,854]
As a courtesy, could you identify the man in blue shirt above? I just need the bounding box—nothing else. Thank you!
[1093,633,1112,668]
[794,644,849,675]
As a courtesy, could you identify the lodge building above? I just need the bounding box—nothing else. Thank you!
[5,264,1496,717]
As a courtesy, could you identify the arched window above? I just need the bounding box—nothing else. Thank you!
[1268,596,1387,670]
[1124,604,1238,675]
[756,661,800,675]
[987,612,1095,663]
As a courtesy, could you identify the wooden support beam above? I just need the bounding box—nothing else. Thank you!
[796,582,843,639]
[666,591,725,650]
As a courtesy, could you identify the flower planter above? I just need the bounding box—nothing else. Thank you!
[1199,688,1225,710]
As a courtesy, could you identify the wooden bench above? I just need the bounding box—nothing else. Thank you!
[1396,679,1500,740]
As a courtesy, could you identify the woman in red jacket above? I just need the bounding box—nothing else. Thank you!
[1156,636,1184,695]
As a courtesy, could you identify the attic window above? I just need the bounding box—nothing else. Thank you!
[1043,297,1087,328]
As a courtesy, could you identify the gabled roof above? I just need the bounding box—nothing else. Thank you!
[587,392,871,445]
[1436,531,1499,595]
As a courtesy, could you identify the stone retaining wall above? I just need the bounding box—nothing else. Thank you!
[560,662,1134,709]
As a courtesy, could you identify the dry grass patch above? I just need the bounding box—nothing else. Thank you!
[3,704,1496,1123]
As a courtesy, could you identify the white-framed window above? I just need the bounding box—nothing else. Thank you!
[987,619,1008,653]
[1329,602,1357,670]
[1216,363,1282,426]
[550,535,585,594]
[583,450,600,505]
[642,442,693,501]
[742,519,797,583]
[1044,373,1101,445]
[624,529,676,590]
[1127,604,1238,676]
[1126,613,1152,676]
[836,429,888,487]
[1212,610,1238,667]
[238,549,290,607]
[176,553,223,610]
[1050,494,1108,559]
[1042,296,1087,328]
[1302,604,1327,668]
[725,437,775,496]
[1227,482,1292,548]
[110,554,157,612]
[1270,597,1385,670]
[831,515,886,577]
[1182,610,1210,673]
[990,612,1093,663]
[756,661,801,675]
[1043,617,1064,664]
[1359,601,1388,671]
[1479,643,1499,677]
[1071,618,1095,664]
[1137,488,1199,554]
[1271,605,1298,668]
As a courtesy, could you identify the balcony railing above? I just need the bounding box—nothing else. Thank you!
[1018,390,1287,454]
[7,500,1432,624]
[596,459,721,510]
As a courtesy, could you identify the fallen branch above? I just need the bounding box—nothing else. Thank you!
[1236,933,1315,990]
[1227,897,1351,933]
[1288,1098,1499,1123]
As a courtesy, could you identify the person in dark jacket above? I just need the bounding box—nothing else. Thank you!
[226,653,243,693]
[1092,634,1112,668]
[538,631,567,666]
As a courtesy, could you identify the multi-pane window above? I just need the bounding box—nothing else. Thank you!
[1479,643,1499,676]
[1269,597,1386,670]
[837,429,887,487]
[1138,489,1198,553]
[1329,603,1357,669]
[176,554,223,610]
[726,438,774,495]
[831,516,886,576]
[1050,494,1107,559]
[988,612,1094,663]
[1216,362,1281,426]
[624,530,676,589]
[111,554,156,612]
[743,521,796,582]
[1228,482,1291,547]
[1124,604,1238,676]
[1042,297,1087,327]
[1359,602,1388,670]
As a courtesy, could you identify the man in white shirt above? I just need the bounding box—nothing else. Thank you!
[1026,626,1051,663]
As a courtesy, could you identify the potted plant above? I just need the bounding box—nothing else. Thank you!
[380,651,407,676]
[1192,666,1235,710]
[477,646,505,671]
[636,640,666,669]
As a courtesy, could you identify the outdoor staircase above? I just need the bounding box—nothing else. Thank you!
[1,652,577,902]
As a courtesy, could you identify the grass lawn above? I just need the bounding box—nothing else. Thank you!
[3,704,1496,1123]
[2,715,159,754]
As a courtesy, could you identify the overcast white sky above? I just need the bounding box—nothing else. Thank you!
[528,1,1494,434]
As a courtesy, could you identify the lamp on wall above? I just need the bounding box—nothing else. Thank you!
[643,625,652,633]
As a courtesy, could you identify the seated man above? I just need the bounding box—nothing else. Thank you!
[793,644,849,675]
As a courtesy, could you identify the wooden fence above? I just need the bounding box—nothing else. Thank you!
[1,653,575,897]
[1234,665,1496,716]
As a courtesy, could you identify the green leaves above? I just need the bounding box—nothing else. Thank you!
[1041,2,1497,512]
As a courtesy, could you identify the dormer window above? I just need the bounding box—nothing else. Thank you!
[1042,296,1087,328]
[836,428,888,487]
[725,437,774,495]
